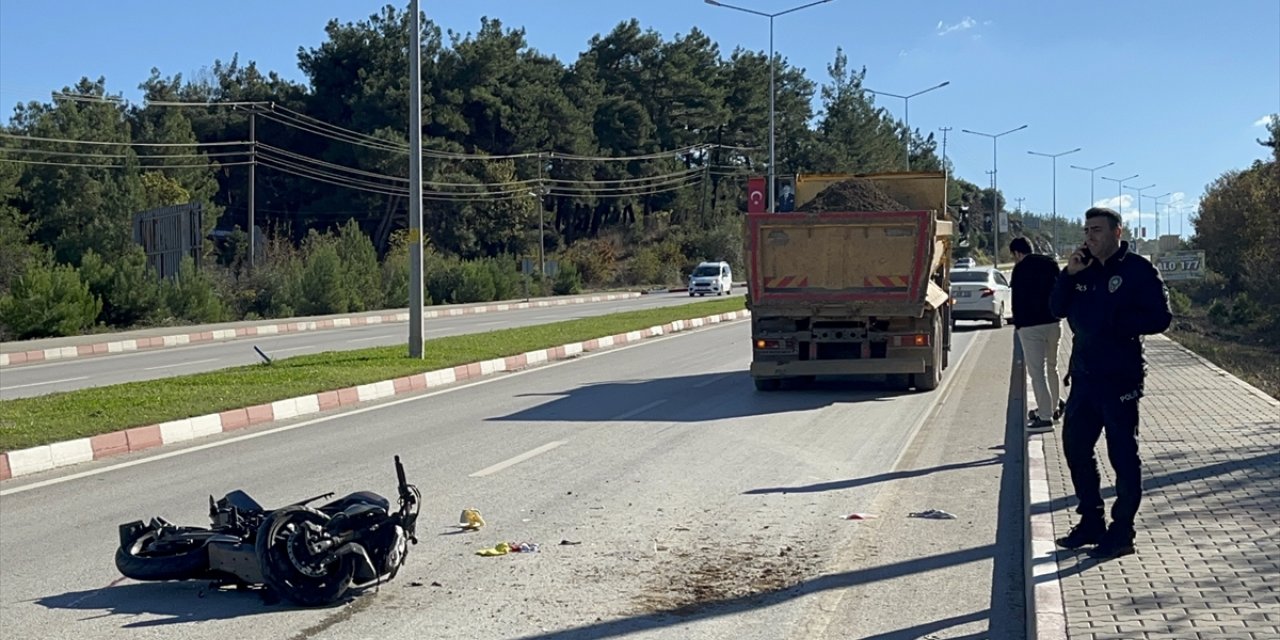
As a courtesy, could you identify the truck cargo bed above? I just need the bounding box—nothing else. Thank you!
[747,210,938,306]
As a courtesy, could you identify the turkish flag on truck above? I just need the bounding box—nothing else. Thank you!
[747,176,766,213]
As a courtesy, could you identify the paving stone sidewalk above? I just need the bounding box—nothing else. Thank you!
[1030,333,1280,640]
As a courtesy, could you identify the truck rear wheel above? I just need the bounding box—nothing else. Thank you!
[912,313,944,392]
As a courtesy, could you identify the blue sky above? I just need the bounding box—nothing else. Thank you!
[2,1,1278,240]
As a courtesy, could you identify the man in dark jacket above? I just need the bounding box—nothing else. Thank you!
[1050,207,1172,559]
[1009,237,1064,433]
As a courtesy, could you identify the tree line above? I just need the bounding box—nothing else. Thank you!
[0,5,1053,339]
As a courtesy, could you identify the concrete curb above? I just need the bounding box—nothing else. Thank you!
[1028,435,1068,640]
[0,292,642,368]
[0,309,752,482]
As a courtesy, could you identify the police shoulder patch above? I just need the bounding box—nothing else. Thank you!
[1108,275,1123,293]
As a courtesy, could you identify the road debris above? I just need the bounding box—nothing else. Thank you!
[908,509,956,520]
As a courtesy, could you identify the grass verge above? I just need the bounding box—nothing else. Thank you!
[1166,315,1279,401]
[0,297,747,452]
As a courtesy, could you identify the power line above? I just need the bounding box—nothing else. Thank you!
[0,147,250,160]
[0,157,254,170]
[0,132,250,148]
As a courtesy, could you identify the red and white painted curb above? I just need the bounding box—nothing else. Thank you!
[0,309,751,481]
[0,292,642,368]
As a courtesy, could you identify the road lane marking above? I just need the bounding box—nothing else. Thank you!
[143,358,220,371]
[0,318,748,496]
[612,399,667,420]
[267,345,316,354]
[469,441,567,478]
[347,335,388,343]
[0,376,90,391]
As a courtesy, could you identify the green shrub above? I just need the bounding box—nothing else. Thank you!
[553,263,583,295]
[162,256,227,323]
[1167,287,1192,316]
[0,260,102,339]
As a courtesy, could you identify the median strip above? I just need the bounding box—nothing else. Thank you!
[0,291,644,368]
[0,298,749,481]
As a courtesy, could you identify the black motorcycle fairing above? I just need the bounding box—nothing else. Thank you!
[217,489,265,514]
[320,491,390,515]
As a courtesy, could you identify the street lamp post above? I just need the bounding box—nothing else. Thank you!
[1069,161,1115,208]
[1124,182,1156,242]
[1028,147,1081,254]
[865,81,950,170]
[1144,191,1171,254]
[962,125,1028,263]
[407,0,424,359]
[705,0,836,212]
[1100,173,1139,238]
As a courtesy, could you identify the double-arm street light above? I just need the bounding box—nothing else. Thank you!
[1069,161,1114,208]
[1144,191,1172,253]
[865,81,950,170]
[705,0,836,212]
[1100,173,1139,239]
[962,124,1028,262]
[1027,147,1081,253]
[1124,182,1156,241]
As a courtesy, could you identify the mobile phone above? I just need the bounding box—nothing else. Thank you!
[1079,244,1093,262]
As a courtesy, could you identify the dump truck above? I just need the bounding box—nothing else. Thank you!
[744,171,954,392]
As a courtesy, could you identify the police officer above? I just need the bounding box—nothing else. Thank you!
[1049,207,1172,559]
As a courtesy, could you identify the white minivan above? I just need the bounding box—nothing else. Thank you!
[688,261,733,296]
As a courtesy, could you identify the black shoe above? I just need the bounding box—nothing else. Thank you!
[1053,400,1066,421]
[1027,418,1054,434]
[1055,518,1105,549]
[1088,528,1136,559]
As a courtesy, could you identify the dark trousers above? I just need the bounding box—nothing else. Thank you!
[1062,376,1143,536]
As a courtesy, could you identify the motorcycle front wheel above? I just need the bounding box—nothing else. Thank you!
[256,506,355,606]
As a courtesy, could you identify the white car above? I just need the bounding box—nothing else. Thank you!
[688,261,733,296]
[954,257,977,269]
[949,267,1012,328]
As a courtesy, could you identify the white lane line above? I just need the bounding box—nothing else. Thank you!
[0,318,748,496]
[692,374,730,388]
[612,399,666,420]
[0,376,90,391]
[476,320,504,326]
[143,358,220,371]
[347,336,387,343]
[469,441,567,478]
[267,346,316,354]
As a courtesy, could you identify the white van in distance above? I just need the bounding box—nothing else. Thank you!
[688,261,733,296]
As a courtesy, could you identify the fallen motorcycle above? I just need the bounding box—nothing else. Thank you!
[114,456,421,606]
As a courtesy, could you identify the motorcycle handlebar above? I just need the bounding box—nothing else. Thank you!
[395,455,407,490]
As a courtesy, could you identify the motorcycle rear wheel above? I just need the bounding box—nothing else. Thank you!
[115,527,212,581]
[256,506,355,606]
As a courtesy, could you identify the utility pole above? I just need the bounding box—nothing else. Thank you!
[248,110,256,270]
[1015,197,1025,212]
[407,0,424,359]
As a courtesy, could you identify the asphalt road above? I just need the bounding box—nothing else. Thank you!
[0,292,711,400]
[0,318,1025,639]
